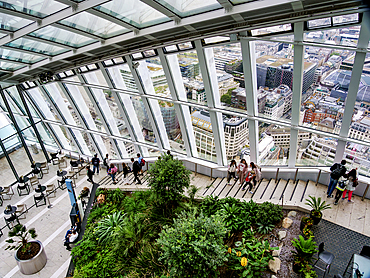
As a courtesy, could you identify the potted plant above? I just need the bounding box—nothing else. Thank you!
[6,224,47,275]
[300,262,318,278]
[300,216,314,231]
[305,196,331,225]
[292,235,318,258]
[302,226,314,239]
[292,255,308,274]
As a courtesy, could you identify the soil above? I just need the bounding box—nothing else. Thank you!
[16,242,41,260]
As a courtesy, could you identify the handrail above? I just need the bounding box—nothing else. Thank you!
[293,168,299,183]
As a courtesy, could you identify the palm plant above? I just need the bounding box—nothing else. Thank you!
[305,196,331,217]
[6,224,37,253]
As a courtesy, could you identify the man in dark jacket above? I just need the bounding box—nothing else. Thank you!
[327,160,347,198]
[131,157,141,184]
[86,166,94,183]
[91,154,100,174]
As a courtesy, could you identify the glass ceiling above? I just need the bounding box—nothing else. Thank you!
[5,37,70,56]
[94,0,171,29]
[59,11,130,38]
[153,0,222,17]
[0,0,68,18]
[29,25,96,48]
[0,12,33,31]
[0,48,45,64]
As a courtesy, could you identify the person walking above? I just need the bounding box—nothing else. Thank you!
[250,162,261,188]
[131,157,141,184]
[327,160,347,198]
[333,176,347,205]
[242,170,256,193]
[86,166,94,183]
[137,153,144,175]
[122,162,130,185]
[91,154,100,175]
[108,163,118,184]
[342,168,358,203]
[227,160,237,185]
[103,154,110,173]
[236,159,248,185]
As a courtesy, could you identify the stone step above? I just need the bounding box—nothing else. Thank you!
[281,179,297,201]
[270,179,288,202]
[252,178,270,201]
[292,180,308,203]
[211,178,229,197]
[260,178,281,202]
[202,177,221,196]
[219,179,239,198]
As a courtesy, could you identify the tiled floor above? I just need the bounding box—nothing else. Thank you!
[0,148,93,278]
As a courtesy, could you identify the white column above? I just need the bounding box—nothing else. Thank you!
[158,48,198,158]
[339,12,370,138]
[240,36,258,163]
[288,22,305,168]
[194,40,227,166]
[126,55,171,151]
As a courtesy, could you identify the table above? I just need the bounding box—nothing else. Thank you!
[352,254,370,278]
[4,205,16,215]
[19,176,29,184]
[35,185,46,193]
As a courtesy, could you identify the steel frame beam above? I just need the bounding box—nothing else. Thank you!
[17,85,50,162]
[0,139,19,181]
[126,54,170,152]
[75,72,126,158]
[157,48,198,157]
[0,86,33,164]
[97,62,145,156]
[1,45,52,58]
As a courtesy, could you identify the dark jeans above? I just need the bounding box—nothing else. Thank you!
[133,171,141,184]
[327,177,338,196]
[227,171,236,183]
[334,189,344,204]
[93,165,99,174]
[87,174,93,183]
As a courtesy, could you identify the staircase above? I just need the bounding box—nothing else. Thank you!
[98,171,370,236]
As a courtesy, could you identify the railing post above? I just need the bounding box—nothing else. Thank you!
[362,183,370,201]
[293,168,299,183]
[316,169,322,186]
[275,168,279,183]
[195,163,197,176]
[210,168,213,180]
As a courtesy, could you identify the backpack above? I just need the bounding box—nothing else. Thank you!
[331,164,343,179]
[140,159,145,166]
[336,180,347,190]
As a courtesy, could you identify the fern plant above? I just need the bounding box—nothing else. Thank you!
[95,211,125,245]
[292,235,318,257]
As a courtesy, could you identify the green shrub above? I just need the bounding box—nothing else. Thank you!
[147,154,191,205]
[256,202,283,226]
[95,211,125,245]
[157,211,228,278]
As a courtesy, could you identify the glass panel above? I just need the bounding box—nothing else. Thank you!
[304,26,360,47]
[229,0,254,4]
[342,141,370,177]
[0,48,45,64]
[255,43,294,123]
[107,64,139,92]
[0,0,68,18]
[270,34,294,42]
[35,121,58,149]
[177,50,206,106]
[333,13,359,25]
[7,38,70,56]
[165,45,178,52]
[0,110,16,139]
[0,12,33,31]
[307,17,331,29]
[251,24,291,36]
[59,12,130,38]
[259,125,289,166]
[30,26,96,47]
[191,109,216,162]
[0,31,7,38]
[297,133,336,167]
[178,42,193,50]
[95,0,170,28]
[83,71,109,87]
[130,95,158,146]
[0,61,25,71]
[153,0,221,17]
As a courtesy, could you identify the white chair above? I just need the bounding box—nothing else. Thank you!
[40,162,49,174]
[16,204,28,219]
[46,184,56,198]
